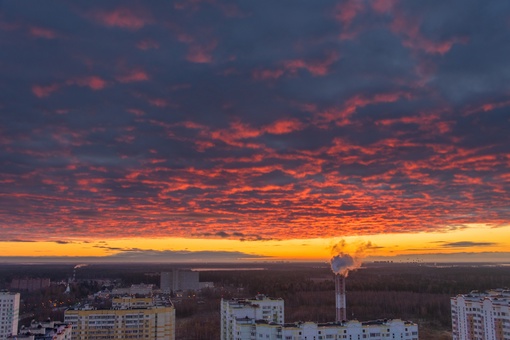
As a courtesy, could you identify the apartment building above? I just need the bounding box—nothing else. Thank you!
[0,291,20,340]
[64,296,175,340]
[451,289,510,340]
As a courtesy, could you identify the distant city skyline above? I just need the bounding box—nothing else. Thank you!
[1,1,510,262]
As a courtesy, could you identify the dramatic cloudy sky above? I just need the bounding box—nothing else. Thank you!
[1,0,510,261]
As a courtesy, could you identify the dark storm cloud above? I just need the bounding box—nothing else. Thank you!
[1,0,510,241]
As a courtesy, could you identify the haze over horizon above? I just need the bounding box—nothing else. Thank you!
[1,0,510,262]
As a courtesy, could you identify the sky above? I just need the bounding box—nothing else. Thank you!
[1,0,510,263]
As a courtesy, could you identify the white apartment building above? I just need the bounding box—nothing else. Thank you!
[451,289,510,340]
[64,296,175,340]
[234,319,418,340]
[221,295,285,340]
[0,291,20,340]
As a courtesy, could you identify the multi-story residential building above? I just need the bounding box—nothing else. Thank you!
[64,296,175,340]
[221,295,418,340]
[9,320,72,340]
[160,270,200,293]
[221,295,285,340]
[0,291,20,340]
[451,289,510,340]
[234,319,418,340]
[10,278,51,292]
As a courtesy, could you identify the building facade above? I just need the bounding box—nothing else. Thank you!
[234,319,418,340]
[160,270,200,293]
[451,289,510,340]
[10,278,51,292]
[221,295,285,340]
[64,297,175,340]
[0,291,20,340]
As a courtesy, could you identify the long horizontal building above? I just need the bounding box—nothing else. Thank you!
[221,295,418,340]
[64,296,175,340]
[233,318,418,340]
[451,289,510,340]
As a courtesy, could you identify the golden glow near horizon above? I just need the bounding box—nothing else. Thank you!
[1,224,509,261]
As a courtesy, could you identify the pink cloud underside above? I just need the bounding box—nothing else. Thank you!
[390,12,467,55]
[334,0,365,26]
[315,92,411,126]
[370,0,397,13]
[32,84,60,98]
[69,76,107,90]
[137,39,160,50]
[29,26,58,39]
[90,8,151,30]
[253,52,340,80]
[186,40,218,64]
[116,70,149,83]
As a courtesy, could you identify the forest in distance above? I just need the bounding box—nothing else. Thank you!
[1,261,509,340]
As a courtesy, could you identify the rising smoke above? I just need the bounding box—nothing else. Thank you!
[330,240,373,276]
[74,264,88,269]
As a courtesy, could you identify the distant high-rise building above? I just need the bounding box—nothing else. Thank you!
[451,289,510,340]
[160,269,200,292]
[10,278,50,292]
[221,294,285,340]
[0,291,20,340]
[64,296,175,340]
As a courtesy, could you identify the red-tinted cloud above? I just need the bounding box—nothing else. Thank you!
[69,76,107,90]
[116,70,149,83]
[32,83,60,98]
[89,8,151,30]
[186,40,218,64]
[390,11,466,55]
[29,26,58,39]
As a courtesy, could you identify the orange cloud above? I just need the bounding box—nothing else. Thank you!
[264,119,305,135]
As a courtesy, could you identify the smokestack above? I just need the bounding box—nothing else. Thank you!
[335,274,346,322]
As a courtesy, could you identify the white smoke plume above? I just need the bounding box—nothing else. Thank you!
[74,264,88,269]
[330,240,373,276]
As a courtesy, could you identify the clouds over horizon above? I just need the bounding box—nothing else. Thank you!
[1,0,510,242]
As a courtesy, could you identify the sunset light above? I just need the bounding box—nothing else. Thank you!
[1,1,510,264]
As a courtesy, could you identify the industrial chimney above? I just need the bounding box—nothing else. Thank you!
[335,274,346,322]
